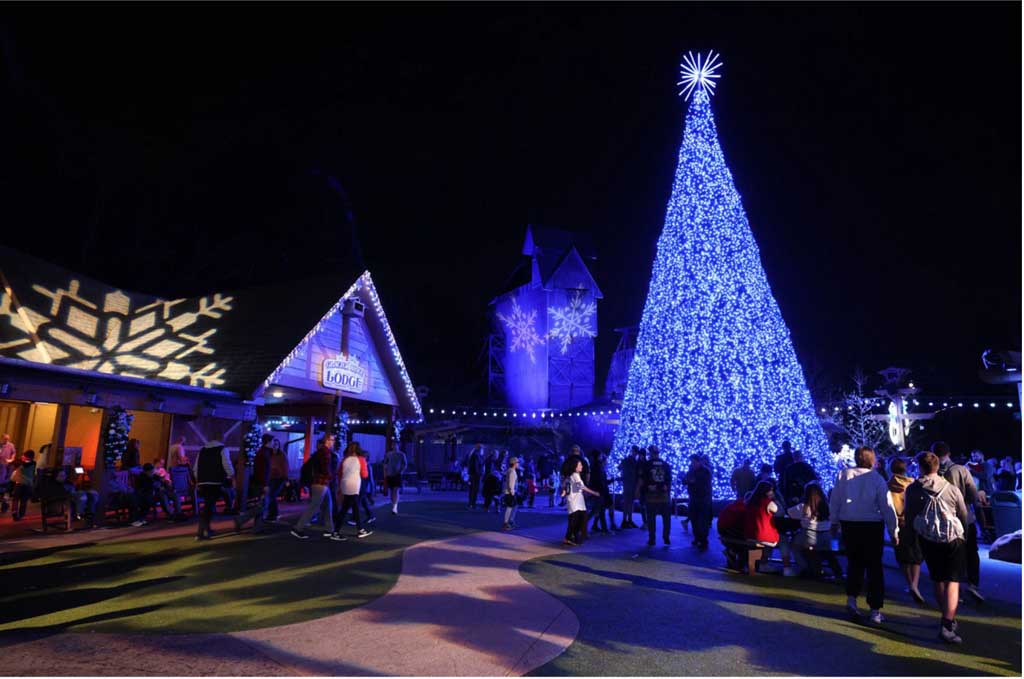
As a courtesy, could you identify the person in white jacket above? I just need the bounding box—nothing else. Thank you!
[829,446,899,624]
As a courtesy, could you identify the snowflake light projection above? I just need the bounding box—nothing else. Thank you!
[497,298,544,364]
[547,289,596,354]
[0,279,233,388]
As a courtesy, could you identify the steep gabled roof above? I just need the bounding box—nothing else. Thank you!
[0,246,422,417]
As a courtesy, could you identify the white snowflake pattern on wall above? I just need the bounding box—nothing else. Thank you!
[547,288,596,354]
[497,298,544,364]
[0,279,234,388]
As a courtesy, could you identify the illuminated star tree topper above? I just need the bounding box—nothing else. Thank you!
[612,55,832,498]
[677,50,723,100]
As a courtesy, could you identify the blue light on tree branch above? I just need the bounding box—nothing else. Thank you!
[610,76,831,499]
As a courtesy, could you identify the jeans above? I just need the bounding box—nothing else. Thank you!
[295,484,334,533]
[690,501,713,544]
[566,510,586,542]
[359,488,374,519]
[13,484,30,518]
[504,500,519,526]
[622,485,636,524]
[72,490,100,516]
[198,485,222,537]
[646,503,671,544]
[264,478,285,519]
[336,493,361,531]
[841,520,885,610]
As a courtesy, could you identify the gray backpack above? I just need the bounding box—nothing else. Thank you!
[913,483,964,543]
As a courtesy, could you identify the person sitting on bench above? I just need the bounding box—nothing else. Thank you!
[743,481,781,571]
[787,482,843,579]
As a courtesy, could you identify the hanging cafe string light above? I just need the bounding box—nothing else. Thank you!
[422,407,621,421]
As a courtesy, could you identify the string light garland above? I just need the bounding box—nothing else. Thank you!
[102,405,134,469]
[610,64,832,499]
[242,421,263,466]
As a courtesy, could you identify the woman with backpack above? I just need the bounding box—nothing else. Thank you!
[905,451,970,645]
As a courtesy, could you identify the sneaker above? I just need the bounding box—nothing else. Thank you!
[290,529,309,539]
[391,506,398,515]
[502,523,512,531]
[131,520,146,527]
[330,532,348,542]
[357,529,373,538]
[366,516,376,524]
[910,587,926,605]
[234,517,243,532]
[323,532,335,538]
[868,610,885,624]
[346,520,357,526]
[966,585,985,603]
[846,603,861,619]
[939,625,963,644]
[562,539,577,546]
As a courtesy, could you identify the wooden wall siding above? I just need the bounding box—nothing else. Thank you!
[273,309,400,407]
[168,414,245,464]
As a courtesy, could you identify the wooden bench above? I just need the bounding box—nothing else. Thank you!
[39,495,73,533]
[720,535,773,574]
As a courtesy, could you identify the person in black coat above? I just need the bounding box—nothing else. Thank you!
[683,454,713,549]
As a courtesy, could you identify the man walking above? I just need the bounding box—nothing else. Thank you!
[905,451,970,644]
[383,444,408,515]
[933,441,984,602]
[194,440,234,540]
[291,435,337,539]
[639,446,673,546]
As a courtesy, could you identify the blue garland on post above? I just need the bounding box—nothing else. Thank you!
[332,411,350,445]
[103,406,134,469]
[242,421,263,467]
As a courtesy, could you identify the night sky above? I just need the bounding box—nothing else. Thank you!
[1,5,1020,403]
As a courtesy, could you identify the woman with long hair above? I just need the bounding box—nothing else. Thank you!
[334,441,372,540]
[562,459,600,546]
[788,482,843,579]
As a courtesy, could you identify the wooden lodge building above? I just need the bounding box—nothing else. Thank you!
[0,246,422,485]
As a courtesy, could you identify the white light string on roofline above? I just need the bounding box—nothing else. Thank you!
[259,271,423,419]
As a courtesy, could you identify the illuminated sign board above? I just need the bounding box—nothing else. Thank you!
[322,354,366,394]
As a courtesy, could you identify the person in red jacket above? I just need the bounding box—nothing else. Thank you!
[743,481,781,570]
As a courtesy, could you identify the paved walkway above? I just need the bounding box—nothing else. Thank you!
[0,509,587,676]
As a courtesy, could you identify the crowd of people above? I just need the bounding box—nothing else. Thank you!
[716,440,1005,646]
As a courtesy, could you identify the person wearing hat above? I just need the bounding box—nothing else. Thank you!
[193,440,234,540]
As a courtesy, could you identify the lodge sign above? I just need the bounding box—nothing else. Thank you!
[322,354,367,394]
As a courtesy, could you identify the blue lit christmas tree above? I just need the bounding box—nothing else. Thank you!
[611,53,831,498]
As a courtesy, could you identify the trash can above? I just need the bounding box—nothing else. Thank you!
[991,491,1022,539]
